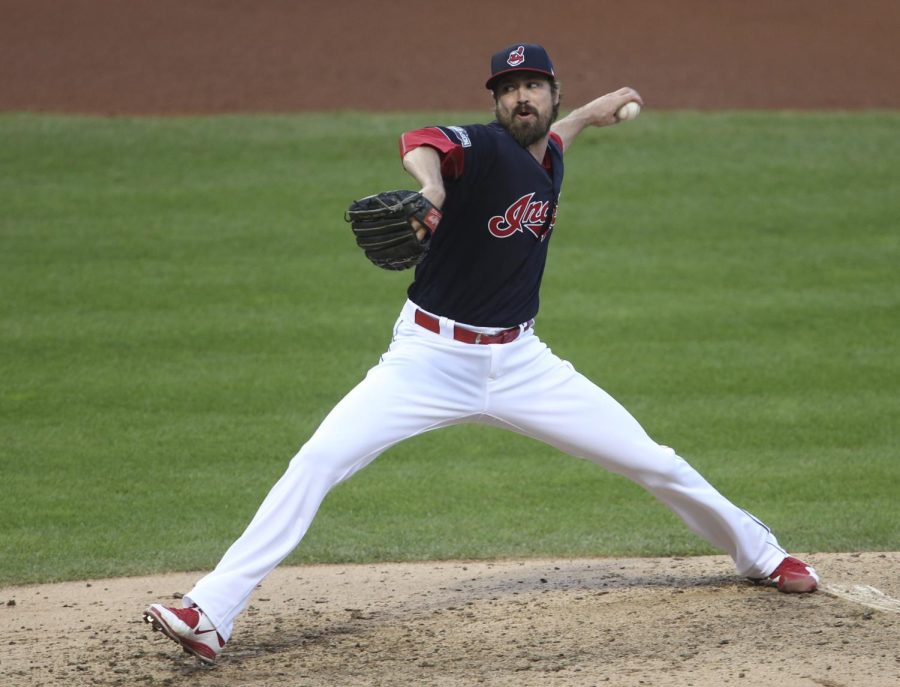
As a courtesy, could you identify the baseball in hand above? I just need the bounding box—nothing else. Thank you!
[616,101,641,122]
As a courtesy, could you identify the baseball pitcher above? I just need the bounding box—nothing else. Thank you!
[144,43,819,664]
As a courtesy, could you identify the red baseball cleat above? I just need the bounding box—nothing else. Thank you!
[143,603,225,664]
[767,556,820,593]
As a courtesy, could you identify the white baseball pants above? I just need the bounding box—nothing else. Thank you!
[185,300,787,640]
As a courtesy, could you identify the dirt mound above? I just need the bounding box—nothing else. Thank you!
[2,552,898,686]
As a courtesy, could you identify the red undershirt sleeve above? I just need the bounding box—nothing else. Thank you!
[549,131,564,153]
[399,127,465,179]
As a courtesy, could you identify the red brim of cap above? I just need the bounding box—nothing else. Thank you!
[485,67,556,90]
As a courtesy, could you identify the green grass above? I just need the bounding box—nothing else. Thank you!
[1,111,898,585]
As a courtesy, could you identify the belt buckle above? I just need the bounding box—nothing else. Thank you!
[474,333,482,344]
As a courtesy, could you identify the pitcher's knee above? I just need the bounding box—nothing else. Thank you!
[287,440,376,486]
[626,442,695,489]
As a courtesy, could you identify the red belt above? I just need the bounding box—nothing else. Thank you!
[414,309,532,345]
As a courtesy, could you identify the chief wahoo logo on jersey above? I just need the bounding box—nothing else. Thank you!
[488,192,558,240]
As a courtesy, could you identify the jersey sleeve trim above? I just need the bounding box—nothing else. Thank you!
[549,131,564,154]
[399,127,465,179]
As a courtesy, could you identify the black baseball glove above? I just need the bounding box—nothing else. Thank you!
[344,190,442,270]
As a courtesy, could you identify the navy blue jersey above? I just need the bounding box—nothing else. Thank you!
[399,122,564,328]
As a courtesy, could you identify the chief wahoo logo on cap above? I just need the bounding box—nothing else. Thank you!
[507,46,525,67]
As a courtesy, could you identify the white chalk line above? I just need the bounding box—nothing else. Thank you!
[820,583,900,614]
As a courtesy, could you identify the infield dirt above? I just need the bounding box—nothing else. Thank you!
[2,553,899,686]
[2,2,898,686]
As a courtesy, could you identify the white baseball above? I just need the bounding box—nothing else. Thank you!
[616,101,641,122]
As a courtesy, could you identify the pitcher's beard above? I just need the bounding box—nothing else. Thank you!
[497,103,558,148]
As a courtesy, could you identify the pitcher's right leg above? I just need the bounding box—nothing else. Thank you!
[151,320,489,648]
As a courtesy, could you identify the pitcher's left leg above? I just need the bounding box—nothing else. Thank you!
[484,335,785,579]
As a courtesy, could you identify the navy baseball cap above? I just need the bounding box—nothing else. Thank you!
[486,43,556,90]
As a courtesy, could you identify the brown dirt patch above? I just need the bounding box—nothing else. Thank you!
[2,553,898,686]
[2,0,898,114]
